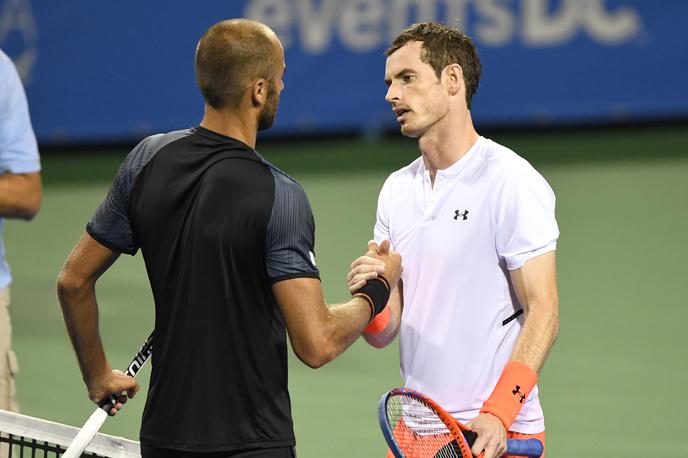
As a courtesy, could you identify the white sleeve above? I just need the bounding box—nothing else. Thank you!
[495,162,559,270]
[373,176,392,244]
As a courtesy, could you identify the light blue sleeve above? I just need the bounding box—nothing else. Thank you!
[0,50,40,174]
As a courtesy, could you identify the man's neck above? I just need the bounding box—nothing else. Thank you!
[418,110,479,185]
[199,106,257,149]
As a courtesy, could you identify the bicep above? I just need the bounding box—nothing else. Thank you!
[508,251,558,313]
[272,277,332,366]
[272,277,326,331]
[60,233,121,288]
[3,171,41,194]
[23,171,41,191]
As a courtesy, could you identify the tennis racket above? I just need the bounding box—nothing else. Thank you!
[62,332,154,458]
[378,388,543,458]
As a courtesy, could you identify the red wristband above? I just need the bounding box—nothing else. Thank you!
[480,361,538,430]
[363,306,390,334]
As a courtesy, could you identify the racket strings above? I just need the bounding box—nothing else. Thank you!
[386,395,463,458]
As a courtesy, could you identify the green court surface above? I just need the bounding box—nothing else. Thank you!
[5,125,688,457]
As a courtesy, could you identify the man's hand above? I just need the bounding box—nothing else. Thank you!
[86,369,139,416]
[466,413,507,458]
[347,240,402,292]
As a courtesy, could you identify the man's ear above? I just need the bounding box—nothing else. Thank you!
[251,78,268,107]
[445,63,464,97]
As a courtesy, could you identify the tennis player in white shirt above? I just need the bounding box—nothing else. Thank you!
[348,23,560,458]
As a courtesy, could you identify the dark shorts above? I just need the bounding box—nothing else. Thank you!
[141,445,297,458]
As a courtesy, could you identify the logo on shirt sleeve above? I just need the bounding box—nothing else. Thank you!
[453,209,469,221]
[308,251,317,267]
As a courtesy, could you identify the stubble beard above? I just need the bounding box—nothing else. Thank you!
[258,81,279,131]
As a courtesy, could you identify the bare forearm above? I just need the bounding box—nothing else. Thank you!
[321,297,373,356]
[362,314,398,348]
[56,239,115,387]
[0,172,42,219]
[57,281,110,383]
[291,296,371,368]
[510,301,559,373]
[276,243,403,368]
[273,278,373,368]
[362,285,402,349]
[508,252,559,373]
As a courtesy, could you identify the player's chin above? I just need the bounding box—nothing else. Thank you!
[399,124,421,138]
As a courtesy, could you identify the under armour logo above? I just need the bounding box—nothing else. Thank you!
[453,210,469,221]
[512,385,526,404]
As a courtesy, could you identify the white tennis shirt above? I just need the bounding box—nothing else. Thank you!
[374,136,558,433]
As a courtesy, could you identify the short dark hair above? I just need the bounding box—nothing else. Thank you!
[387,22,482,109]
[195,19,280,110]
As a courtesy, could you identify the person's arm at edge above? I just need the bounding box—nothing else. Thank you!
[508,250,560,371]
[273,242,402,368]
[0,171,41,219]
[467,251,559,457]
[273,278,371,368]
[56,233,139,414]
[346,241,402,349]
[362,284,401,348]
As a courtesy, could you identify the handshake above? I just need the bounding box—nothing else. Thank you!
[348,240,402,294]
[347,240,403,338]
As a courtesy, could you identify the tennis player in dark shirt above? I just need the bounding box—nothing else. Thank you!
[57,19,401,458]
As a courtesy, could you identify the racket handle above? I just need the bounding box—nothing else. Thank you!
[465,429,542,457]
[463,430,478,446]
[62,408,108,458]
[98,393,119,412]
[506,438,544,457]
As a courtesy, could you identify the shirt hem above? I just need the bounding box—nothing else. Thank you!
[86,224,137,255]
[139,436,295,452]
[270,272,320,284]
[505,243,557,271]
[1,162,40,174]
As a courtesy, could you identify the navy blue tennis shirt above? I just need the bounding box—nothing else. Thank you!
[87,126,319,452]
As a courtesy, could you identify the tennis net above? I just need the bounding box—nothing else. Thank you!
[0,409,140,457]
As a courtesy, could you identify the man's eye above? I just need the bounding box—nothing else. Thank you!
[403,75,415,83]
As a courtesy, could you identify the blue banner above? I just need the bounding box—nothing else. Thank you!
[1,0,687,144]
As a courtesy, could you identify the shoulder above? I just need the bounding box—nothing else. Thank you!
[0,51,23,106]
[380,156,423,191]
[475,137,546,185]
[261,159,309,201]
[121,129,192,172]
[0,50,17,80]
[474,139,556,211]
[0,50,13,73]
[479,138,531,170]
[390,156,423,181]
[145,129,192,152]
[133,129,192,158]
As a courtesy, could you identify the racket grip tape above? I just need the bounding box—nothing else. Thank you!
[97,393,119,412]
[463,431,543,458]
[505,438,544,457]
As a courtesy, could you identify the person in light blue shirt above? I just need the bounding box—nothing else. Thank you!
[0,48,42,412]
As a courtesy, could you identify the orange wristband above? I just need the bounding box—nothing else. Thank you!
[364,306,390,334]
[480,361,538,430]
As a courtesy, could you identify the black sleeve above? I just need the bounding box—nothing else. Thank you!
[86,136,157,254]
[265,169,320,282]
